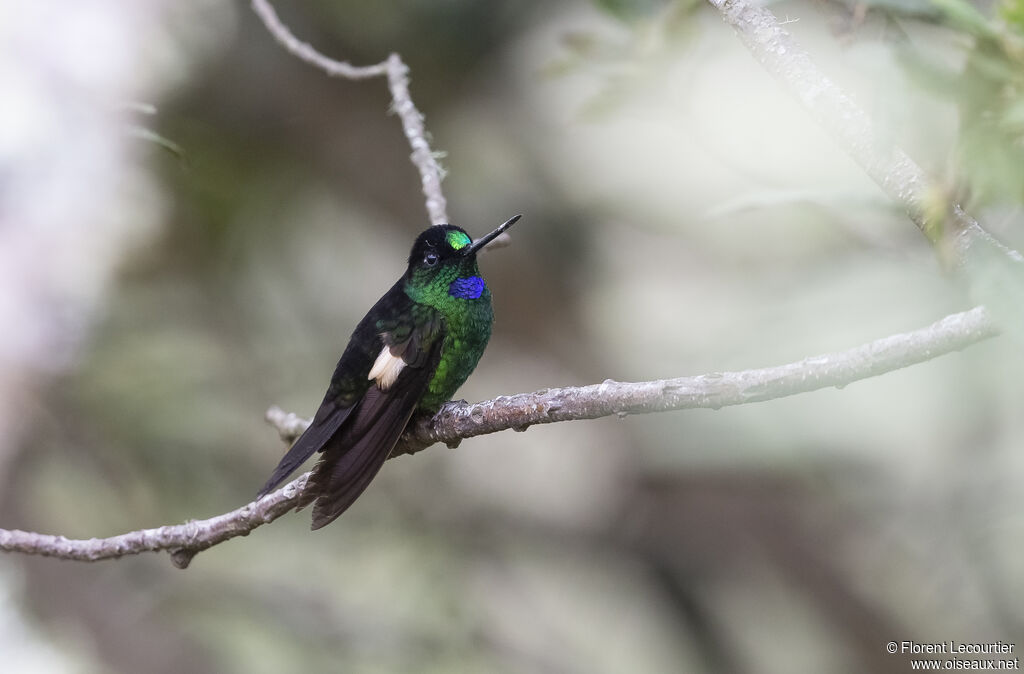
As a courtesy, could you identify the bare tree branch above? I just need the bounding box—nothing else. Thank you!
[707,0,1024,267]
[0,307,997,568]
[0,475,309,570]
[251,0,448,224]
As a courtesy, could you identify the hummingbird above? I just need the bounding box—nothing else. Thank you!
[257,215,522,529]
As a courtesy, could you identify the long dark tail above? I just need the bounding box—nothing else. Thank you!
[256,399,354,499]
[299,386,422,530]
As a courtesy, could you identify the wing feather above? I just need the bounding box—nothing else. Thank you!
[301,323,444,529]
[256,281,405,499]
[256,279,445,527]
[256,398,354,498]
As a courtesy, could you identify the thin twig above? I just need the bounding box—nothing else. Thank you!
[0,307,997,568]
[707,0,1023,266]
[250,0,386,79]
[250,0,448,223]
[384,54,449,225]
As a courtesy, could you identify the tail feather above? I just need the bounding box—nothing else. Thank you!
[256,399,354,499]
[304,385,422,529]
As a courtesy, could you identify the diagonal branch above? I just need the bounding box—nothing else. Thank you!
[0,307,997,568]
[707,0,1023,267]
[251,0,448,224]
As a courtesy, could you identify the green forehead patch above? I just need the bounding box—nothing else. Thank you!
[446,230,472,250]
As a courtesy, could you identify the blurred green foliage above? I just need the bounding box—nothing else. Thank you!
[899,0,1024,205]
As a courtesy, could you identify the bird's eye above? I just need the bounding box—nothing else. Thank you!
[423,251,439,267]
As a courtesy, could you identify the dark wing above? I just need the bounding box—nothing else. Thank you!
[300,307,445,529]
[255,394,357,499]
[256,280,407,499]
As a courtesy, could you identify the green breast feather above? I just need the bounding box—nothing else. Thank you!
[419,289,493,412]
[404,260,494,412]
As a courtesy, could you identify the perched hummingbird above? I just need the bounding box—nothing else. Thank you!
[257,215,521,529]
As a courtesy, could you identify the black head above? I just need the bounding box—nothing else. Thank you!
[407,224,472,271]
[406,215,522,272]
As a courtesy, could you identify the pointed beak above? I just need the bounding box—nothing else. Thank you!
[465,214,522,256]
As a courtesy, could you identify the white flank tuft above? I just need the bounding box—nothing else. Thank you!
[368,346,405,390]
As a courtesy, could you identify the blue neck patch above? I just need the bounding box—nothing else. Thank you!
[449,275,485,299]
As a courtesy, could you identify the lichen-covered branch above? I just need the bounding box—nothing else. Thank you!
[250,0,448,224]
[0,474,308,570]
[707,0,1023,266]
[0,307,997,568]
[396,306,996,451]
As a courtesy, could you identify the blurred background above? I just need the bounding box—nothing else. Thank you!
[2,0,1024,672]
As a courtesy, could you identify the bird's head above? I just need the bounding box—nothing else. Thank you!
[404,215,521,304]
